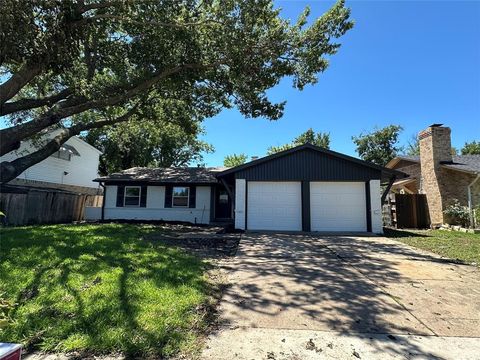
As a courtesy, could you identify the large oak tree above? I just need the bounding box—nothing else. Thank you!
[0,0,353,183]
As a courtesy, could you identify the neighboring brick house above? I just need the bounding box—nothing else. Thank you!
[386,125,480,226]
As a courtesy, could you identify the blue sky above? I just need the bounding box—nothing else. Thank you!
[200,0,480,166]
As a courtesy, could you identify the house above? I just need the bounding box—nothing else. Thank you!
[386,125,480,226]
[94,144,404,233]
[0,132,102,195]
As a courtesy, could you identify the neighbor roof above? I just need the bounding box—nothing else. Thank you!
[441,155,480,174]
[216,143,406,179]
[94,167,225,184]
[387,155,480,174]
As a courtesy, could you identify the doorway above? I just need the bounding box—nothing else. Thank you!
[215,187,232,219]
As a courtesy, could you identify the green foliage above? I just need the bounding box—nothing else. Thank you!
[267,128,330,155]
[224,153,248,167]
[2,0,354,132]
[475,205,480,228]
[83,119,213,175]
[461,141,480,155]
[0,295,14,329]
[443,199,470,227]
[0,224,210,356]
[352,125,403,166]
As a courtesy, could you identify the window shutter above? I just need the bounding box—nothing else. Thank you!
[165,185,173,208]
[140,186,148,207]
[116,185,125,207]
[189,186,196,208]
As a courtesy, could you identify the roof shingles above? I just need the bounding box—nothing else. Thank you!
[394,155,480,173]
[94,167,226,183]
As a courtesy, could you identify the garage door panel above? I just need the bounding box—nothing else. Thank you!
[310,182,367,232]
[247,182,302,231]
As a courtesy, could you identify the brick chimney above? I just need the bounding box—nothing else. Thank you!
[418,124,452,225]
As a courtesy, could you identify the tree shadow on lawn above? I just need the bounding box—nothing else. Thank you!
[0,223,215,358]
[210,233,465,359]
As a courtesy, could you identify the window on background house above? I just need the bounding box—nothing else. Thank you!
[124,186,141,206]
[172,187,189,207]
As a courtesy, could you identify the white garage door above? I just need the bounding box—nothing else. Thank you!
[247,182,302,231]
[310,182,367,232]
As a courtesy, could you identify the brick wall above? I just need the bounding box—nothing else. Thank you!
[396,163,421,192]
[419,126,452,225]
[418,126,480,225]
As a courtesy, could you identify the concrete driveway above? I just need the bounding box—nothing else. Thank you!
[202,233,480,359]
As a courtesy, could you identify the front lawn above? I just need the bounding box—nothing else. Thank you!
[0,223,214,357]
[384,228,480,265]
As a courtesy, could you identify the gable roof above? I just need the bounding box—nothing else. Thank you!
[94,167,224,184]
[385,156,420,168]
[216,143,406,179]
[387,155,480,174]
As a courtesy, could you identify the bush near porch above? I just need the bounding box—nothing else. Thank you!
[0,223,214,357]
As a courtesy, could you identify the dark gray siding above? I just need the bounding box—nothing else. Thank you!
[234,149,381,181]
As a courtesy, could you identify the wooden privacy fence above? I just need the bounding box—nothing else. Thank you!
[393,193,430,229]
[0,188,103,226]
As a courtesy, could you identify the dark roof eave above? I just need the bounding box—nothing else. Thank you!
[93,178,219,185]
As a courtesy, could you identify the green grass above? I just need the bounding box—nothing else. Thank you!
[385,228,480,265]
[0,223,213,357]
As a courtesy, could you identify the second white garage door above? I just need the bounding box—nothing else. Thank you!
[310,182,367,232]
[247,181,302,231]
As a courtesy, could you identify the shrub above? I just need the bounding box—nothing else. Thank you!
[443,199,470,227]
[474,205,480,229]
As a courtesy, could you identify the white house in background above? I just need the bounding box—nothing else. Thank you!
[1,132,102,194]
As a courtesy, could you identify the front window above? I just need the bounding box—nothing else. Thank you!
[124,186,141,206]
[172,187,189,207]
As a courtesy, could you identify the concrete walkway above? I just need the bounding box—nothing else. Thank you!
[202,233,480,359]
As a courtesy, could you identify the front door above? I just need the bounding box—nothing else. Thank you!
[215,188,231,219]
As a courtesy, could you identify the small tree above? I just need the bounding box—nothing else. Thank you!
[352,125,403,166]
[267,128,330,155]
[405,134,420,156]
[224,153,248,167]
[84,119,213,175]
[461,141,480,155]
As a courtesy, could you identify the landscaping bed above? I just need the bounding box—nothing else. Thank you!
[0,223,227,358]
[384,227,480,266]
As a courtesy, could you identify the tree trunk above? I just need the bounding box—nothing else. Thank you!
[0,108,138,184]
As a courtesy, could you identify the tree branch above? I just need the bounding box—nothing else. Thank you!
[76,1,117,14]
[0,106,139,184]
[0,61,219,156]
[78,14,223,28]
[0,63,43,106]
[0,88,73,116]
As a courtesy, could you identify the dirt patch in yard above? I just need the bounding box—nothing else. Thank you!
[142,224,241,258]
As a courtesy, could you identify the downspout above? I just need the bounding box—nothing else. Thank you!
[468,173,480,228]
[100,182,105,222]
